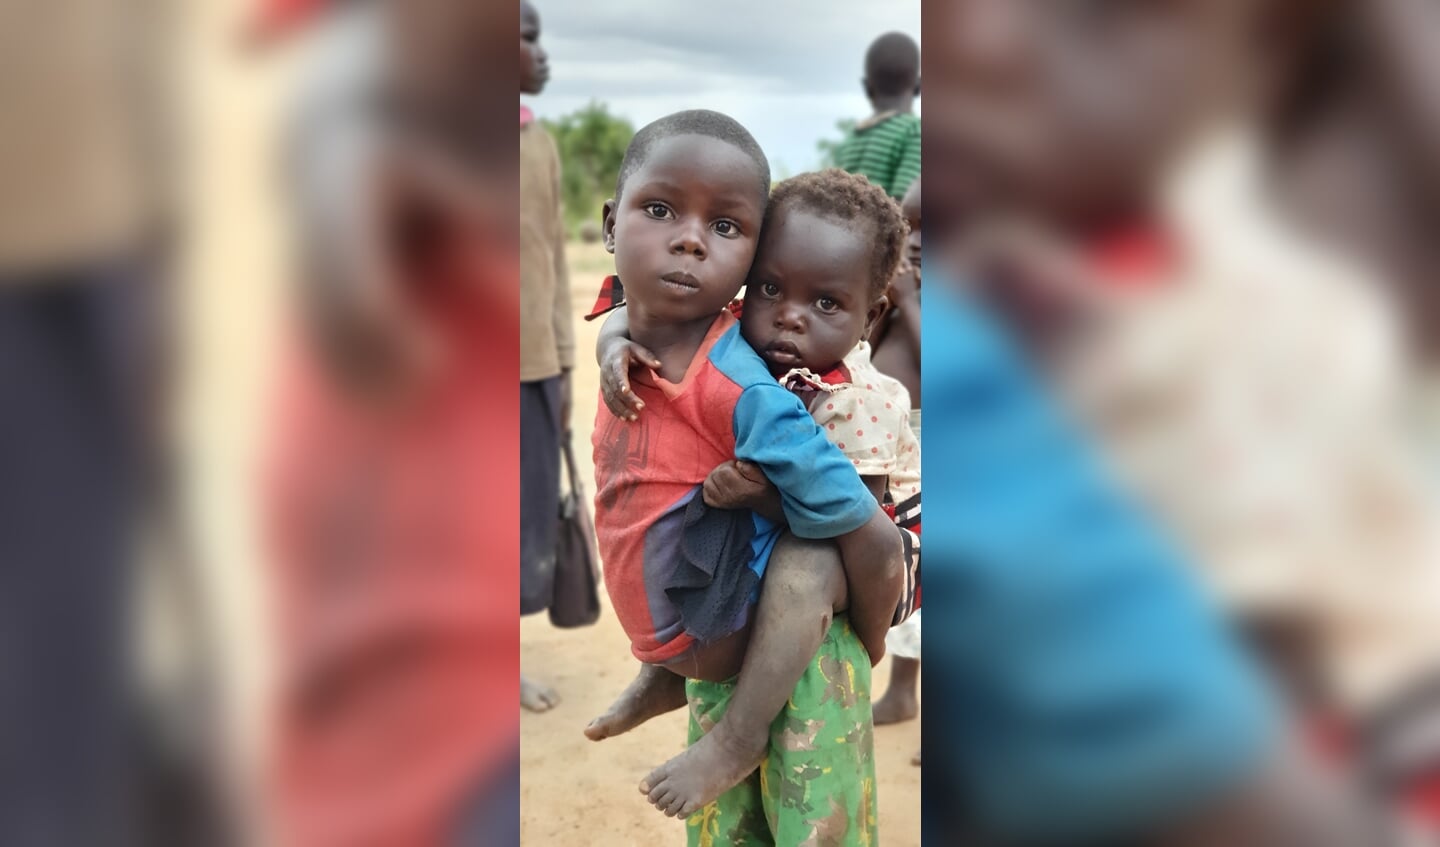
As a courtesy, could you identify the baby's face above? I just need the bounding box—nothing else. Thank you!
[741,206,883,376]
[604,135,764,327]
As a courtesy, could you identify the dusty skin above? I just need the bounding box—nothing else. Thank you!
[520,243,920,846]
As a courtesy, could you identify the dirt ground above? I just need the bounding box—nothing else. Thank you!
[520,243,922,846]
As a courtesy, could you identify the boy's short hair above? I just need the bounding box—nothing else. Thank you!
[865,32,920,97]
[614,109,770,205]
[769,169,908,299]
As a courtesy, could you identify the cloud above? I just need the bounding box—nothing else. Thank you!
[526,0,921,174]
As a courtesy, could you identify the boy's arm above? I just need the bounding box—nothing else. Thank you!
[595,306,630,365]
[704,462,886,522]
[595,308,660,420]
[836,510,905,665]
[733,384,904,663]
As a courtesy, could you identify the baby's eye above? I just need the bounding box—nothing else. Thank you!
[714,220,738,237]
[644,203,672,219]
[760,282,780,297]
[817,297,840,313]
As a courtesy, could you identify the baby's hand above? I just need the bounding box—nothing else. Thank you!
[703,460,783,520]
[600,337,661,421]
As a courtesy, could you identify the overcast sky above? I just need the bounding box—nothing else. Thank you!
[526,0,922,177]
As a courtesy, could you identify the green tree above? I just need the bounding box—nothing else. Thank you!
[815,118,856,169]
[542,101,635,237]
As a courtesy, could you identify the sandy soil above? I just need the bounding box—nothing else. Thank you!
[520,243,921,846]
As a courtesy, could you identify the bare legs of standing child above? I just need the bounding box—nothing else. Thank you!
[873,657,920,724]
[873,656,921,765]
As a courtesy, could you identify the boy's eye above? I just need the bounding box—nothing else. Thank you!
[760,282,780,297]
[644,203,673,220]
[817,297,840,313]
[714,220,738,237]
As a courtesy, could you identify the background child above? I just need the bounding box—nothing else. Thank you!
[583,112,904,837]
[518,0,574,715]
[869,177,922,765]
[833,32,922,200]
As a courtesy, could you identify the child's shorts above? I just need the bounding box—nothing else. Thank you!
[663,495,782,645]
[667,496,920,644]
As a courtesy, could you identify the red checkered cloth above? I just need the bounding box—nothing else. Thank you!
[585,275,626,321]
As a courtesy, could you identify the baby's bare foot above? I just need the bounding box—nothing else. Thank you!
[638,723,767,818]
[585,664,686,741]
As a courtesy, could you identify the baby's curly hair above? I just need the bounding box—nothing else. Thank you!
[766,169,909,299]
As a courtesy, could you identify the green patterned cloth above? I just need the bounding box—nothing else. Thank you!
[684,615,878,847]
[832,112,922,199]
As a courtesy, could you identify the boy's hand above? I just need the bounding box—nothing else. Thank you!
[703,461,784,522]
[600,337,661,421]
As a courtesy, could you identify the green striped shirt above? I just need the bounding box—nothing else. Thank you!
[833,112,921,199]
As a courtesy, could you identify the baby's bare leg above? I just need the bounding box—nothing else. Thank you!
[641,534,848,818]
[585,663,688,741]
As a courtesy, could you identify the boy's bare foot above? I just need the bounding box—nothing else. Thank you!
[521,674,559,712]
[872,686,919,725]
[639,722,767,818]
[585,663,687,741]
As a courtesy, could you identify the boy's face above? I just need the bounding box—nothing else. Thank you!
[927,0,1257,231]
[741,207,885,376]
[901,182,922,271]
[603,135,765,327]
[520,2,549,95]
